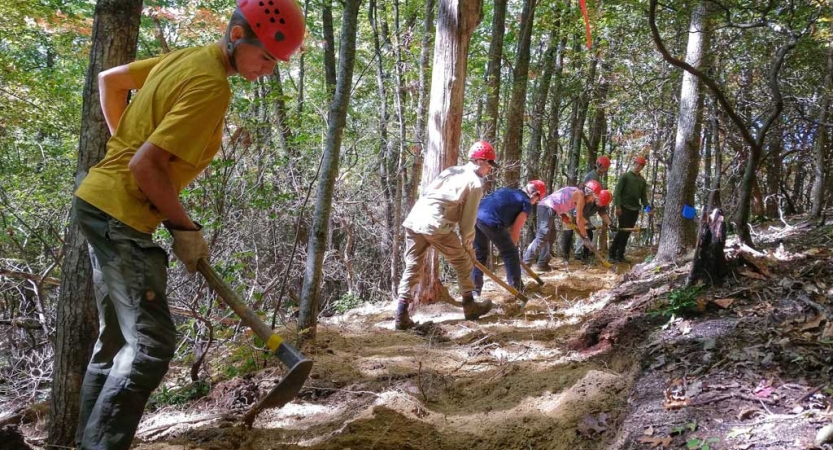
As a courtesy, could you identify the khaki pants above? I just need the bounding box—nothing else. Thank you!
[397,228,475,301]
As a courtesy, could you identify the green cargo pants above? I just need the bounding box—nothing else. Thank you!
[74,197,176,450]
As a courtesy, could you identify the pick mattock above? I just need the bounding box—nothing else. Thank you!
[472,259,530,306]
[562,221,614,270]
[519,260,544,286]
[197,259,313,428]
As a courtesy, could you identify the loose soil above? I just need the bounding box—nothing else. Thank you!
[7,215,833,450]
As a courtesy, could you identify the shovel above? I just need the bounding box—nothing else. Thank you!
[197,259,313,427]
[472,259,530,305]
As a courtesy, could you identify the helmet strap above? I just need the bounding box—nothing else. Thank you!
[226,41,238,71]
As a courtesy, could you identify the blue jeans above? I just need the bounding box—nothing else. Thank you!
[472,220,522,293]
[74,198,176,450]
[523,204,555,265]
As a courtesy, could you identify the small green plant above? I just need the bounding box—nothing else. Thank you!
[150,380,210,408]
[654,286,702,317]
[686,437,719,450]
[672,421,698,435]
[333,291,363,314]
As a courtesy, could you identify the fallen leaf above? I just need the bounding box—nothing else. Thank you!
[805,248,822,256]
[711,297,735,308]
[679,320,692,335]
[739,269,767,280]
[801,315,825,331]
[637,436,673,448]
[823,322,833,340]
[643,426,655,436]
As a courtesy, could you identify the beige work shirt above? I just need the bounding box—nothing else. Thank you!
[402,162,484,247]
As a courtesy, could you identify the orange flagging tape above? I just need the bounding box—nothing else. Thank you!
[579,0,592,49]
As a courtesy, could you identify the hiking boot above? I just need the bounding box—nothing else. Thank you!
[394,310,416,330]
[462,293,493,320]
[534,263,552,272]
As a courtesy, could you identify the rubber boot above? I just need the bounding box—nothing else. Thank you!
[461,292,493,320]
[394,300,416,330]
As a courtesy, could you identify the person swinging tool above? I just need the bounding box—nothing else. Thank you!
[522,181,599,270]
[72,1,305,448]
[570,189,613,263]
[471,180,546,296]
[394,141,499,331]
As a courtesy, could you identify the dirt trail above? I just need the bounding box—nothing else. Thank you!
[129,262,640,450]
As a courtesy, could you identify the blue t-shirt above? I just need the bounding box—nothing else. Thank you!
[477,188,532,228]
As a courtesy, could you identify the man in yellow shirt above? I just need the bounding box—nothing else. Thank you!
[72,1,304,448]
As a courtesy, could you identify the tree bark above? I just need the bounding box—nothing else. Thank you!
[811,24,833,218]
[656,0,711,262]
[322,0,337,101]
[298,0,361,343]
[525,28,558,180]
[544,13,569,192]
[502,0,537,188]
[409,0,435,209]
[390,0,409,292]
[48,0,142,447]
[481,0,508,144]
[566,53,597,185]
[414,0,482,304]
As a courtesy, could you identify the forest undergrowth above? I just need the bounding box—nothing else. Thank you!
[2,212,833,450]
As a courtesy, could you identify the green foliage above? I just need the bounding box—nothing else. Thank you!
[654,286,702,317]
[686,437,719,450]
[333,291,363,314]
[149,380,210,408]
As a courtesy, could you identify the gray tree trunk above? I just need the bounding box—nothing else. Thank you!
[413,0,482,304]
[811,25,833,218]
[501,0,537,188]
[481,0,508,144]
[322,0,337,101]
[566,53,597,185]
[409,0,435,209]
[298,0,361,343]
[544,15,568,192]
[525,29,558,180]
[656,0,711,262]
[390,0,409,292]
[48,0,142,446]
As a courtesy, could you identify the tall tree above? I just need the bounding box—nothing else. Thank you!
[412,0,482,304]
[525,28,559,179]
[502,0,537,187]
[480,0,508,144]
[810,23,833,218]
[656,0,711,262]
[298,0,361,342]
[48,0,142,446]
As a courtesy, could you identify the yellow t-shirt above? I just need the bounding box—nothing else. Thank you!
[76,44,231,233]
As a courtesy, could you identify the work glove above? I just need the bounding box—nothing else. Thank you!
[169,223,209,273]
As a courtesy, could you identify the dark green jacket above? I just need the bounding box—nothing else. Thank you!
[613,171,648,212]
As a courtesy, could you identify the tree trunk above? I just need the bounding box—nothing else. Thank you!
[322,0,337,101]
[296,0,309,116]
[270,68,296,156]
[413,0,482,305]
[586,62,610,166]
[390,0,409,292]
[811,25,833,218]
[656,0,710,262]
[481,0,508,144]
[764,126,783,218]
[298,0,361,343]
[567,53,597,185]
[501,0,537,187]
[525,28,558,180]
[48,0,142,447]
[409,0,435,209]
[370,0,394,292]
[544,16,569,192]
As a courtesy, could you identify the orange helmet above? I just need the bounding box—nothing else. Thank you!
[237,0,306,61]
[598,190,612,206]
[584,179,602,196]
[596,155,611,169]
[468,141,499,167]
[633,155,647,166]
[527,180,546,198]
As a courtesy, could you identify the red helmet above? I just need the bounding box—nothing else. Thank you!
[633,155,647,166]
[596,155,611,169]
[237,0,306,61]
[468,141,499,167]
[527,180,546,198]
[598,189,612,206]
[584,179,602,196]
